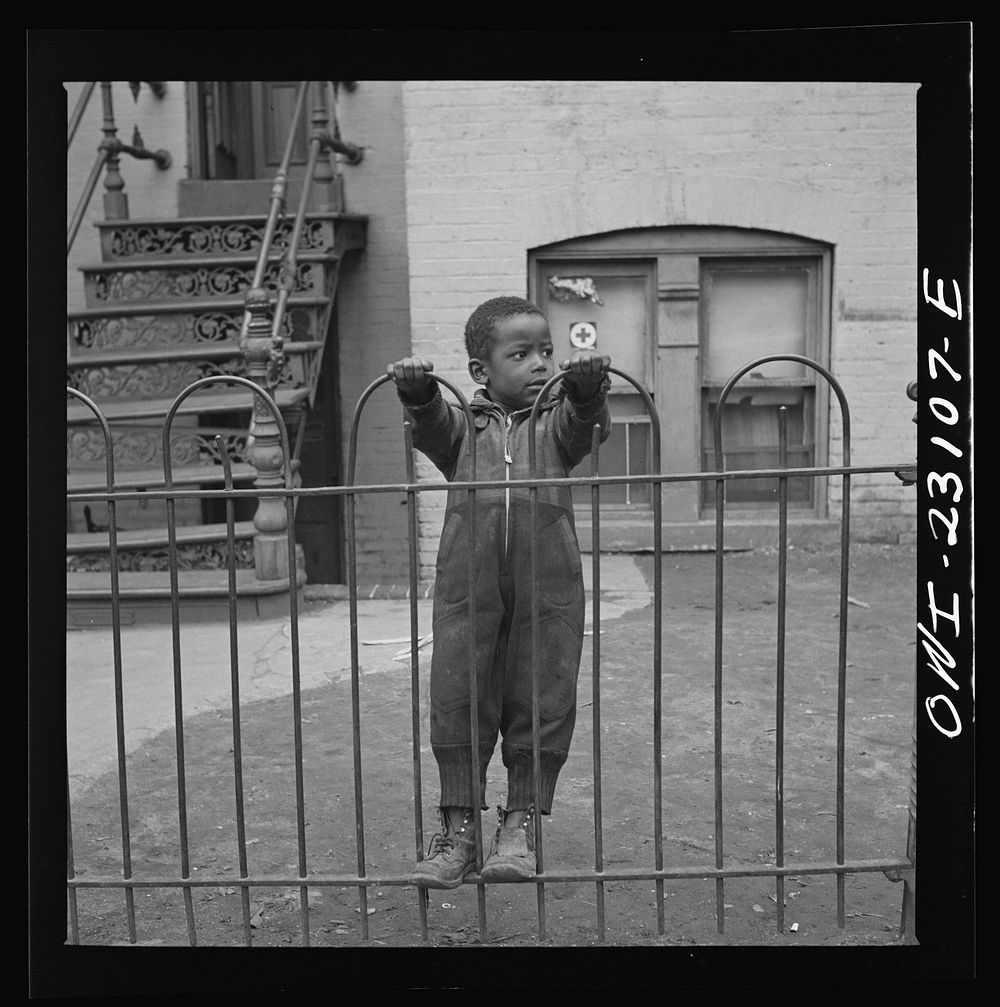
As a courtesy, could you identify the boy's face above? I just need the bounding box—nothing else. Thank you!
[469,312,555,411]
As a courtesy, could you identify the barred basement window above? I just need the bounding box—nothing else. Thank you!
[700,257,824,509]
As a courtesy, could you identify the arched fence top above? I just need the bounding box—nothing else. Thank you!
[68,376,294,492]
[712,354,852,471]
[525,367,660,477]
[160,376,294,490]
[67,386,117,490]
[346,372,478,487]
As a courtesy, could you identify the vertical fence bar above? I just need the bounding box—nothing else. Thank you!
[345,434,370,938]
[403,422,430,941]
[624,423,632,506]
[467,428,487,942]
[278,423,310,946]
[651,411,664,936]
[66,783,80,944]
[527,383,552,943]
[161,409,197,945]
[589,424,606,941]
[529,439,546,940]
[66,389,137,942]
[105,425,137,945]
[836,449,852,929]
[712,443,727,933]
[775,408,788,933]
[215,438,254,945]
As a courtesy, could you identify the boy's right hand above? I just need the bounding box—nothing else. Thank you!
[387,357,436,404]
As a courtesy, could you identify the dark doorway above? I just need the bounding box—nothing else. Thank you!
[192,81,311,181]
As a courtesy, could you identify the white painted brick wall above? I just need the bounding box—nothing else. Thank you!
[335,81,417,583]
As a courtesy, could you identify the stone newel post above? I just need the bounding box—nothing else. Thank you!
[242,286,291,581]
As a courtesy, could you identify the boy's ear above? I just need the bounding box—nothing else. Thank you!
[468,358,489,385]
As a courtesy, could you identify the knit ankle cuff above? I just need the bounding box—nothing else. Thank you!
[502,746,568,815]
[432,742,493,811]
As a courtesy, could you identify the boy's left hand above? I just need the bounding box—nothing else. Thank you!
[559,351,612,396]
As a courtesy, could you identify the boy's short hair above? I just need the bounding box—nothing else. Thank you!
[464,296,545,360]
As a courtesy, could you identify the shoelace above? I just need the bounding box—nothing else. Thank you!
[428,812,474,857]
[427,832,457,857]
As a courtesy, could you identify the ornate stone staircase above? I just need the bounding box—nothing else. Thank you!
[66,209,366,624]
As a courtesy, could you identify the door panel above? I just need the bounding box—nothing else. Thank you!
[250,82,310,175]
[536,261,656,511]
[194,81,311,180]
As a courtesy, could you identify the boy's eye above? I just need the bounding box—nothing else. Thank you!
[542,347,554,357]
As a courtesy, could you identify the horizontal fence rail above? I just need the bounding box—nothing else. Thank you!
[65,359,917,946]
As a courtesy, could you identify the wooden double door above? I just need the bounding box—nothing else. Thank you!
[192,81,312,181]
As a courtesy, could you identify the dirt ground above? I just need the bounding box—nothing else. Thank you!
[66,541,917,952]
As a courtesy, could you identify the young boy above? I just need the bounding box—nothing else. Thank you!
[387,295,611,888]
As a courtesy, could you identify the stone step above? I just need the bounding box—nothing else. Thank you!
[66,292,330,320]
[67,385,309,423]
[68,457,300,492]
[82,258,334,306]
[67,520,256,552]
[67,567,304,598]
[95,212,366,263]
[67,341,322,368]
[66,567,307,626]
[68,462,260,492]
[80,249,339,273]
[66,344,317,402]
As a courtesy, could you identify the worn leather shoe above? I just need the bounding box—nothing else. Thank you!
[479,806,536,883]
[411,808,478,889]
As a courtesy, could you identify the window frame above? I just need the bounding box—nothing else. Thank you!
[699,252,830,516]
[529,228,833,522]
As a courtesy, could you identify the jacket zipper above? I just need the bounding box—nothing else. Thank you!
[503,412,513,560]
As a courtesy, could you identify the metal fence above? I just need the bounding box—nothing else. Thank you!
[65,357,916,946]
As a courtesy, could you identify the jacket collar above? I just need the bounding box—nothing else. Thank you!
[470,387,562,428]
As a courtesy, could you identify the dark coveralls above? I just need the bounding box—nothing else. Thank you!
[400,380,611,814]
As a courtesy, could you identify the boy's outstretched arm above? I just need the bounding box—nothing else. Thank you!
[555,351,613,466]
[386,356,465,475]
